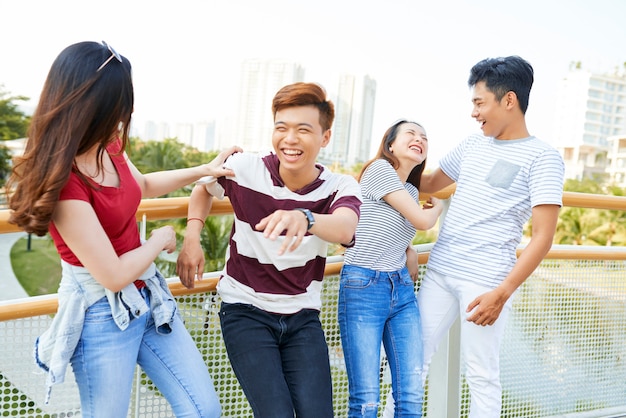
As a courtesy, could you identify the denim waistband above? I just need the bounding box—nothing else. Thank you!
[341,263,409,279]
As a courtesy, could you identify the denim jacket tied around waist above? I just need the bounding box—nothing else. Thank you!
[34,260,178,404]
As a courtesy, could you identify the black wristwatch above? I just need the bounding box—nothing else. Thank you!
[295,208,315,230]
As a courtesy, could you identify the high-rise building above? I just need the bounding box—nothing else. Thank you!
[227,59,305,152]
[174,122,194,147]
[606,135,626,187]
[320,74,377,169]
[192,121,216,152]
[553,65,626,181]
[143,120,170,142]
[213,60,376,169]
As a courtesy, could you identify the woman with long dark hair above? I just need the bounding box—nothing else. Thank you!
[7,40,240,417]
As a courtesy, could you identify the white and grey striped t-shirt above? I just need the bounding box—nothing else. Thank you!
[343,159,419,271]
[428,133,565,288]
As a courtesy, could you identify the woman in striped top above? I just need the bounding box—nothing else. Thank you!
[338,120,443,417]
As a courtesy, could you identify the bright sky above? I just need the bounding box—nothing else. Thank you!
[2,0,625,165]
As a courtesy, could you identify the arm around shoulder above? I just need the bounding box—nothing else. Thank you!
[419,168,454,194]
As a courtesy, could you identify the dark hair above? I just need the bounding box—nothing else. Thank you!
[468,56,534,114]
[272,82,335,131]
[358,120,426,189]
[6,41,134,236]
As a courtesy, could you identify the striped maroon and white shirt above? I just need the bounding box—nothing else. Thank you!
[208,151,361,314]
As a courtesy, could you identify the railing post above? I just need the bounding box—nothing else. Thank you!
[421,196,463,417]
[133,367,141,418]
[426,317,461,417]
[133,214,147,418]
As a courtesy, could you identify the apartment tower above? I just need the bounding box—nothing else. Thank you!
[553,64,626,181]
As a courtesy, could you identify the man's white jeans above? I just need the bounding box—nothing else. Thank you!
[382,268,513,418]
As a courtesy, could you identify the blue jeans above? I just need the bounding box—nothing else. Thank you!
[338,264,424,418]
[219,302,334,418]
[70,288,220,418]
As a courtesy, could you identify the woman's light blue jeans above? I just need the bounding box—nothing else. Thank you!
[338,264,424,418]
[70,287,221,418]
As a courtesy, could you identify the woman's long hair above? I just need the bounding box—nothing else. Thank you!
[358,119,426,189]
[6,41,134,236]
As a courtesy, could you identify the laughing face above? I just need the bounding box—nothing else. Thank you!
[390,122,428,166]
[272,105,330,188]
[471,81,509,139]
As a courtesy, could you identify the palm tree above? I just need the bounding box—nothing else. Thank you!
[0,87,31,188]
[131,137,184,167]
[198,215,233,272]
[554,207,582,245]
[587,209,626,246]
[555,180,626,246]
[554,207,600,245]
[0,87,31,140]
[154,215,233,278]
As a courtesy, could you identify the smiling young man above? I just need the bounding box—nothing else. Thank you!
[177,82,361,418]
[383,56,565,418]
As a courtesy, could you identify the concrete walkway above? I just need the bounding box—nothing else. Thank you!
[0,232,29,301]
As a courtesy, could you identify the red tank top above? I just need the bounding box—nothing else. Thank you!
[49,139,143,274]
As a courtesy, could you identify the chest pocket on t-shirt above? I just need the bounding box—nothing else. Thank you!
[485,159,521,189]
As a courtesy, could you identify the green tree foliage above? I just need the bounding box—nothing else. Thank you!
[563,177,604,194]
[0,86,31,187]
[587,209,626,246]
[184,145,219,168]
[554,179,626,246]
[129,138,186,172]
[127,137,218,198]
[0,145,12,188]
[413,229,439,245]
[555,207,599,245]
[153,215,234,278]
[0,86,30,140]
[198,215,233,272]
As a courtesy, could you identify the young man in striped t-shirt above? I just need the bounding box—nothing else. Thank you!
[384,56,565,418]
[177,82,361,417]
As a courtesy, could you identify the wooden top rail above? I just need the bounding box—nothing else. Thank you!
[2,189,625,234]
[0,260,342,320]
[0,197,238,233]
[560,191,626,210]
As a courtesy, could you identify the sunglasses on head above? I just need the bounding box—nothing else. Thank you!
[96,41,122,72]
